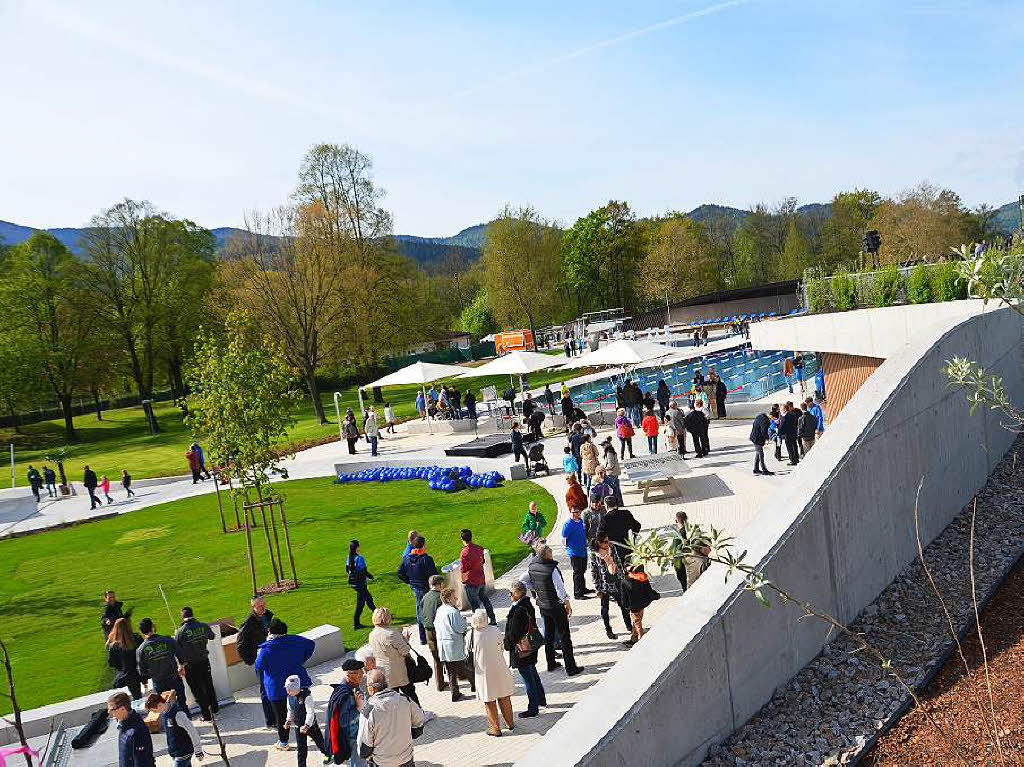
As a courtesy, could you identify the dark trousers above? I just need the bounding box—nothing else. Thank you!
[87,487,101,509]
[272,697,289,744]
[411,587,428,644]
[753,443,767,473]
[801,436,815,455]
[599,593,631,633]
[540,608,578,672]
[619,437,634,458]
[569,556,588,599]
[647,435,657,453]
[689,428,710,456]
[676,427,688,454]
[424,629,447,691]
[443,659,474,699]
[674,561,688,592]
[183,658,218,717]
[346,438,358,454]
[352,583,375,627]
[517,662,546,713]
[259,676,277,727]
[464,583,496,624]
[153,676,191,718]
[296,722,326,767]
[514,448,530,470]
[785,436,800,464]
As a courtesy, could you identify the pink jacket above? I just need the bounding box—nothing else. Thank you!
[99,476,110,493]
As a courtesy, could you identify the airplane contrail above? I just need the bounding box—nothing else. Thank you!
[453,0,758,100]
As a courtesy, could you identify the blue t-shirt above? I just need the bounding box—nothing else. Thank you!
[561,518,588,558]
[562,454,579,474]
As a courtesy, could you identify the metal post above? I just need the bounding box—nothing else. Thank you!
[333,392,343,442]
[357,387,365,418]
[9,444,13,489]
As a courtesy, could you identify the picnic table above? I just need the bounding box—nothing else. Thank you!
[621,454,691,501]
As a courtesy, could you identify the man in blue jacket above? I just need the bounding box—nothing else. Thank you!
[255,618,316,752]
[108,691,155,767]
[397,536,438,644]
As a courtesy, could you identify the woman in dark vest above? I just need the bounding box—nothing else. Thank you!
[145,690,204,765]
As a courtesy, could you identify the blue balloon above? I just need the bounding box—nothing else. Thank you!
[484,478,497,489]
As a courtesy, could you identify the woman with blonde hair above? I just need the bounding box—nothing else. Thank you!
[106,616,145,699]
[467,609,515,736]
[367,606,419,704]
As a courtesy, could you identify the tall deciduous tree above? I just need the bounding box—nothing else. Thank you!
[561,210,604,315]
[0,233,90,440]
[641,216,720,302]
[873,182,969,265]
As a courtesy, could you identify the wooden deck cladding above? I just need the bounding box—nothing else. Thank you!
[821,352,884,423]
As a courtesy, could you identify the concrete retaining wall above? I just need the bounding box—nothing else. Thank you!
[517,304,1024,766]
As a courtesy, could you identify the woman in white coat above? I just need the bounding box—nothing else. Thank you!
[434,588,475,702]
[466,609,515,736]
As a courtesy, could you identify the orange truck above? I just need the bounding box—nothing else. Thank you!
[494,330,536,355]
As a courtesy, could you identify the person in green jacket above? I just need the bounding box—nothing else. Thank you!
[522,502,547,544]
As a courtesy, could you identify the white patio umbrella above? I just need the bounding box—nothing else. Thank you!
[356,361,468,431]
[457,350,560,378]
[560,339,677,370]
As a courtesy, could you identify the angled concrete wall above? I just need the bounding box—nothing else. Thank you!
[517,304,1024,767]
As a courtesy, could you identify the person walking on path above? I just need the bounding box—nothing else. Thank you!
[136,618,189,715]
[365,407,380,456]
[190,442,211,480]
[521,501,546,547]
[27,465,42,502]
[343,411,360,454]
[669,401,689,456]
[622,565,660,646]
[43,465,57,497]
[255,617,316,752]
[467,609,515,736]
[397,536,438,644]
[524,545,585,677]
[749,408,774,476]
[418,576,448,692]
[144,690,204,766]
[383,402,396,434]
[185,449,204,484]
[324,659,366,767]
[99,474,114,504]
[504,581,546,718]
[356,668,425,767]
[779,401,801,465]
[592,531,632,640]
[434,587,475,701]
[121,469,135,498]
[614,408,636,458]
[83,464,102,509]
[347,540,376,630]
[237,595,277,729]
[642,408,660,454]
[174,607,218,720]
[108,691,155,767]
[579,434,599,490]
[510,421,530,472]
[107,617,145,700]
[562,445,579,478]
[684,405,710,458]
[284,674,327,766]
[561,506,591,600]
[783,356,796,394]
[459,529,496,624]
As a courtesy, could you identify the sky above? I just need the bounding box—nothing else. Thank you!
[1,0,1022,236]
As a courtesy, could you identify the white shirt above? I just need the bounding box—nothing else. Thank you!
[518,565,568,602]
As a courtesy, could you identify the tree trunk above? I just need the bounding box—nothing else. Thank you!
[92,387,103,421]
[60,394,76,441]
[305,368,327,425]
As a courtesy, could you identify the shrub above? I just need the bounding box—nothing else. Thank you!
[874,264,905,307]
[831,269,857,311]
[807,277,831,313]
[907,264,933,304]
[932,261,968,301]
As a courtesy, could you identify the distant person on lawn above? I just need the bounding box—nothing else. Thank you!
[100,474,114,504]
[347,539,376,630]
[102,589,129,639]
[43,464,57,497]
[397,536,438,644]
[185,448,204,484]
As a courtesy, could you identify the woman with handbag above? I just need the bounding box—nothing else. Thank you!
[434,588,475,702]
[591,532,632,640]
[520,502,546,547]
[467,609,515,736]
[503,582,546,718]
[368,607,420,704]
[614,408,635,458]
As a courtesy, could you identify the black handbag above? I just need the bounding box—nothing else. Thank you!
[406,647,432,684]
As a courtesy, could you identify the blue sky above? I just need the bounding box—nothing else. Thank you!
[1,0,1022,236]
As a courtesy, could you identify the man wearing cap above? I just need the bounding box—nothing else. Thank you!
[325,659,367,766]
[284,673,326,767]
[174,606,217,720]
[357,668,424,767]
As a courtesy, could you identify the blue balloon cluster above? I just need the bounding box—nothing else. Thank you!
[335,465,504,493]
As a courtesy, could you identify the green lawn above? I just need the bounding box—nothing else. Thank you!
[0,476,555,712]
[1,364,586,482]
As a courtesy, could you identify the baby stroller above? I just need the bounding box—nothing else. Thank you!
[527,443,549,476]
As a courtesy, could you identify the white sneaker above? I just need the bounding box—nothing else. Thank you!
[422,710,436,724]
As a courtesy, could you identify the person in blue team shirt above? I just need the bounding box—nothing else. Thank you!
[561,507,591,600]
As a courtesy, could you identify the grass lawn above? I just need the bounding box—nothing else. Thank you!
[0,475,556,713]
[1,364,587,482]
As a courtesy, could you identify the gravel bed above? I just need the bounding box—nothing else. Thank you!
[702,437,1024,766]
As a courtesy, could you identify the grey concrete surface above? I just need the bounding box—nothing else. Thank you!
[516,303,1024,767]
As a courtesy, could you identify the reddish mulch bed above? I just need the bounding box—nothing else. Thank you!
[864,555,1024,765]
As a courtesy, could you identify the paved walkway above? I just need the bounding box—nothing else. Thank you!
[138,420,800,766]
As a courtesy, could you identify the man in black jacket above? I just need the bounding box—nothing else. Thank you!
[236,595,276,728]
[101,590,128,639]
[397,536,438,644]
[109,691,155,767]
[684,406,711,458]
[524,546,584,677]
[600,497,641,547]
[174,606,218,720]
[749,409,774,475]
[779,401,801,465]
[83,464,101,509]
[136,618,189,718]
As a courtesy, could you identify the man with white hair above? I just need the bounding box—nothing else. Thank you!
[357,668,424,767]
[354,646,376,698]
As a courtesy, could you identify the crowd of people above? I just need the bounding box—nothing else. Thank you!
[749,397,826,474]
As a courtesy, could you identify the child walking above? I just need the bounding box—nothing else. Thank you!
[99,475,114,504]
[285,674,326,766]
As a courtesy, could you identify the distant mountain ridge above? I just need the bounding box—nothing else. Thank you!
[3,200,1018,265]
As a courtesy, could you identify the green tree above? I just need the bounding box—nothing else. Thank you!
[908,264,933,304]
[818,188,882,271]
[0,233,90,440]
[641,216,720,302]
[780,218,813,278]
[561,210,603,316]
[458,291,496,338]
